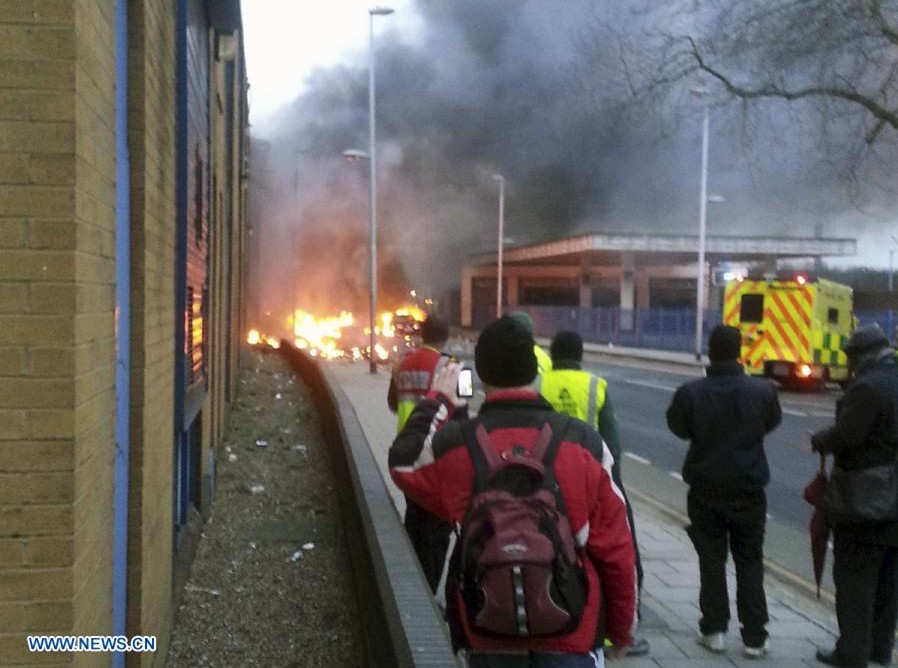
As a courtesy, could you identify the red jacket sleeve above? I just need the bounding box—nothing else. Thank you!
[583,448,636,647]
[388,391,456,519]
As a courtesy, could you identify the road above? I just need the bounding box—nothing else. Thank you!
[584,353,839,599]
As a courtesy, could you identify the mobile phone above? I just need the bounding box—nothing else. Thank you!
[457,367,474,398]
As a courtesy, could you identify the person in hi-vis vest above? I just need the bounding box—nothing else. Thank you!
[537,330,650,658]
[387,315,458,592]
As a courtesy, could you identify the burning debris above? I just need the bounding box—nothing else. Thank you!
[247,329,280,349]
[246,305,428,363]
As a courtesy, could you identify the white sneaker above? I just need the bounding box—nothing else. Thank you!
[697,631,726,653]
[743,639,769,659]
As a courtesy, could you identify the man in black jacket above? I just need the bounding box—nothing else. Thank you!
[666,325,782,659]
[812,323,898,668]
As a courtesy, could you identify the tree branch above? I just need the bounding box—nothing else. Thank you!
[686,36,898,132]
[870,0,898,47]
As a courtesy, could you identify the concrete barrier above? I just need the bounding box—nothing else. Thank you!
[280,342,461,668]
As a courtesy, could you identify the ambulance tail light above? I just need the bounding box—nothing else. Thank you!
[797,363,813,378]
[794,273,808,286]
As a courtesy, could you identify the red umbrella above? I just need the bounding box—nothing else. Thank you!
[803,453,830,598]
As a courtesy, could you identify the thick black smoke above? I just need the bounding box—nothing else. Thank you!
[248,0,897,330]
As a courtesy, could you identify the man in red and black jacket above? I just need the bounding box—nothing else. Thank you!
[387,315,457,593]
[389,316,636,666]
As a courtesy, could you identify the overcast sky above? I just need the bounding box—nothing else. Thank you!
[241,1,420,129]
[239,1,895,272]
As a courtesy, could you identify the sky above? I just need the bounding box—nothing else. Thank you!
[238,0,897,299]
[241,1,420,130]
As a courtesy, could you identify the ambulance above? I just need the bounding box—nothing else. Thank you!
[722,273,854,388]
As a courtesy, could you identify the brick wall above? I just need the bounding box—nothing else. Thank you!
[0,1,115,666]
[72,4,118,662]
[126,2,177,666]
[0,2,246,665]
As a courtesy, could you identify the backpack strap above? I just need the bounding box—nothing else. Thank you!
[460,419,495,494]
[460,415,572,494]
[536,414,572,512]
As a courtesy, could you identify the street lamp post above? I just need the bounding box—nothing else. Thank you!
[366,6,393,373]
[692,90,711,364]
[493,174,505,318]
[890,235,898,291]
[890,249,895,292]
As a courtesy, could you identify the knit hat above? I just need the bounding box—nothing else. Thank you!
[708,325,741,362]
[475,316,538,388]
[844,323,889,356]
[420,315,449,345]
[508,311,534,333]
[550,330,583,363]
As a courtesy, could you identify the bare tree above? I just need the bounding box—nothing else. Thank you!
[621,1,898,141]
[570,0,898,206]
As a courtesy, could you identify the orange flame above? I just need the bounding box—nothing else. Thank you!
[246,329,280,349]
[252,305,429,362]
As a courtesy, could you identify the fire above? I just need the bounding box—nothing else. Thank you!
[395,305,427,320]
[248,305,427,362]
[292,309,355,359]
[246,329,280,349]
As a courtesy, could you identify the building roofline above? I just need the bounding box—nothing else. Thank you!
[468,232,857,266]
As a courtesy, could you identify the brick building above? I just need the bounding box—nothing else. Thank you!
[0,2,248,666]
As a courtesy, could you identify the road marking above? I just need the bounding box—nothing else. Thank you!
[782,408,807,417]
[623,379,679,392]
[624,452,651,465]
[668,471,683,481]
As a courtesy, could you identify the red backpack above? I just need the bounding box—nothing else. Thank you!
[454,416,588,639]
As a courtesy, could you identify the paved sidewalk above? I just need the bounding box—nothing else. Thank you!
[328,359,843,667]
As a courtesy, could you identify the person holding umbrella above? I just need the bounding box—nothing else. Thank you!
[666,324,782,658]
[811,324,898,668]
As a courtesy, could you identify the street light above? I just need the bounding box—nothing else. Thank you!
[493,173,506,318]
[890,235,898,291]
[341,146,377,368]
[691,88,711,364]
[364,6,394,373]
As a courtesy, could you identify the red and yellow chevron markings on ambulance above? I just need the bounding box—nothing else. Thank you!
[723,275,852,382]
[723,278,813,374]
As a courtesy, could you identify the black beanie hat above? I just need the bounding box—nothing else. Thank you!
[708,325,741,362]
[550,330,583,362]
[420,315,449,345]
[475,316,538,388]
[844,323,889,356]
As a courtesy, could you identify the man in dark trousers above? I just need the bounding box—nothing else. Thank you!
[666,324,782,659]
[812,323,898,668]
[387,315,457,592]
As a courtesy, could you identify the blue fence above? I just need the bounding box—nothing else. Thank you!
[473,306,898,354]
[856,310,898,339]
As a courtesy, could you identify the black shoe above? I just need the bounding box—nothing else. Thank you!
[816,649,865,668]
[871,655,892,667]
[627,637,650,656]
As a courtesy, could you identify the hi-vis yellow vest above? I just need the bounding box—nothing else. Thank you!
[534,345,553,376]
[536,369,607,430]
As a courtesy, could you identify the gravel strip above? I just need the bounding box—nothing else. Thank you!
[166,347,365,667]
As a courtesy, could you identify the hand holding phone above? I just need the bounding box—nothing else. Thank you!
[430,362,468,407]
[457,367,474,398]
